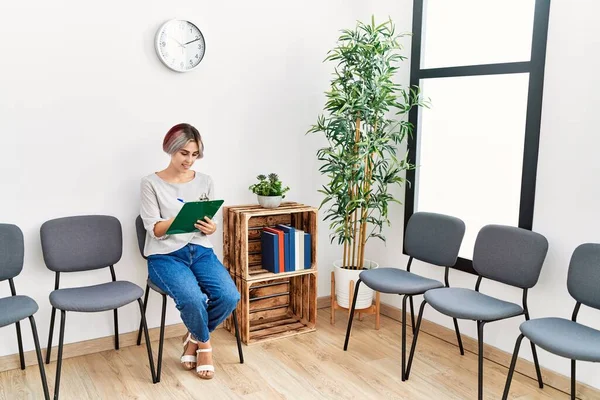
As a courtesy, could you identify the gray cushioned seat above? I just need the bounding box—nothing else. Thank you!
[50,281,143,312]
[520,317,600,362]
[425,287,523,321]
[0,295,39,327]
[148,278,166,295]
[360,268,444,295]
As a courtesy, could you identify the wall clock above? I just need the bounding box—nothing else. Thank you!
[155,19,206,72]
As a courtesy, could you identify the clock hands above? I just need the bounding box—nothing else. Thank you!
[183,38,202,46]
[169,36,184,48]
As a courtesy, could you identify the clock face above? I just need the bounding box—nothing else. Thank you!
[155,19,206,72]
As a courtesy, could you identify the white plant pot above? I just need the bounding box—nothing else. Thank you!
[333,259,379,310]
[257,195,282,208]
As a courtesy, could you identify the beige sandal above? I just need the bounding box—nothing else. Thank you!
[181,333,198,370]
[196,348,215,380]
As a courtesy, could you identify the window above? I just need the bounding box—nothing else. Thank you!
[422,0,536,68]
[404,0,551,273]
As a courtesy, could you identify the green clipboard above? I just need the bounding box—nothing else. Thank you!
[166,200,224,235]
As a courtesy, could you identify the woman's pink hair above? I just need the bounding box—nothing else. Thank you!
[162,123,204,158]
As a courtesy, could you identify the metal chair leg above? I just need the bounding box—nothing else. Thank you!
[15,321,25,370]
[113,309,119,350]
[45,307,56,364]
[405,300,427,379]
[53,310,66,400]
[409,296,416,334]
[523,303,543,388]
[29,316,50,400]
[530,341,544,388]
[137,299,157,384]
[156,294,167,383]
[343,279,362,351]
[502,333,524,400]
[452,318,465,355]
[401,295,409,381]
[137,283,149,346]
[232,309,244,363]
[571,360,576,400]
[477,321,487,400]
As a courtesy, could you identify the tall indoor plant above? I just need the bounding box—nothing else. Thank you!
[309,17,426,309]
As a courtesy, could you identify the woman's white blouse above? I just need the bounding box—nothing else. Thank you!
[140,172,216,257]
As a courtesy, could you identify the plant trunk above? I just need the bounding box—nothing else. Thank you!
[351,208,358,269]
[342,228,349,269]
[358,122,376,270]
[358,159,369,270]
[347,116,362,270]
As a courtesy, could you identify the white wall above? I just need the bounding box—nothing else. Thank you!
[0,0,379,357]
[369,0,600,389]
[5,0,596,391]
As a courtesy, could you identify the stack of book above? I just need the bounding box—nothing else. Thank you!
[260,224,312,273]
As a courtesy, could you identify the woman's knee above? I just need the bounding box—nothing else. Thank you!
[224,288,240,311]
[174,287,208,311]
[213,287,240,311]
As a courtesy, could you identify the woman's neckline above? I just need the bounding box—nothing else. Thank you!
[154,170,197,185]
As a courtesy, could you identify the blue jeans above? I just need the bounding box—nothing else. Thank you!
[147,244,240,343]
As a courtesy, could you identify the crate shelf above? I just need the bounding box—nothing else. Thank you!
[223,203,318,281]
[223,203,318,345]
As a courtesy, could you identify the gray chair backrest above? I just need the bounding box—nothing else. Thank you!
[404,212,466,266]
[135,215,147,260]
[0,224,24,281]
[567,243,600,310]
[473,225,548,289]
[40,215,122,272]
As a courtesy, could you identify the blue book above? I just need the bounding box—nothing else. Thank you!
[281,230,291,272]
[261,231,279,273]
[304,233,312,269]
[276,224,296,271]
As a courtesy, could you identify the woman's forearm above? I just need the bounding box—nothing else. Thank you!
[153,218,175,237]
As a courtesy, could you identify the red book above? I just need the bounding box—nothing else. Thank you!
[263,227,285,273]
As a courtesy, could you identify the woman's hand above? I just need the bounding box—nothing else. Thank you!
[195,217,217,235]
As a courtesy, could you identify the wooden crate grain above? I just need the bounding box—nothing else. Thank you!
[223,203,318,281]
[222,203,318,344]
[225,272,317,345]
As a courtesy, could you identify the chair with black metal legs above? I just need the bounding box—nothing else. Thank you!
[0,224,50,400]
[40,215,156,400]
[503,243,600,400]
[344,212,466,381]
[134,216,244,383]
[406,225,548,400]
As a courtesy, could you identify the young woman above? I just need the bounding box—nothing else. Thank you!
[140,123,240,380]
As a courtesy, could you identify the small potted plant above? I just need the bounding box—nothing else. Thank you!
[249,173,290,208]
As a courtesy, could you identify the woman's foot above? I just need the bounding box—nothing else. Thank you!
[181,332,198,370]
[196,339,215,379]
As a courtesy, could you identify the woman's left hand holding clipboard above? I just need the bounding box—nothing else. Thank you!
[195,217,216,235]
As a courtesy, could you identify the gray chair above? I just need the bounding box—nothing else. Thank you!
[406,225,549,400]
[503,243,600,400]
[0,224,49,400]
[344,212,466,381]
[134,215,243,383]
[40,215,156,399]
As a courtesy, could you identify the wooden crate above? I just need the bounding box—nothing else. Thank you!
[222,203,318,345]
[224,271,317,345]
[222,203,318,281]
